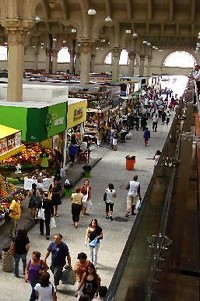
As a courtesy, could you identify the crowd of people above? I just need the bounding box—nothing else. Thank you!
[4,82,182,301]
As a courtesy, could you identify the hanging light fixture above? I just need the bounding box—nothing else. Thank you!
[132,33,138,38]
[105,16,112,22]
[125,29,131,34]
[71,28,77,33]
[88,8,96,15]
[35,16,41,22]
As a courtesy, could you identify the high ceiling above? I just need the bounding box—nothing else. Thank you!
[1,0,200,52]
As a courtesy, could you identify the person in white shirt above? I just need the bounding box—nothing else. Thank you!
[35,271,57,301]
[104,183,116,221]
[125,175,141,217]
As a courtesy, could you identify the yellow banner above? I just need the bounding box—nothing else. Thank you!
[67,100,87,129]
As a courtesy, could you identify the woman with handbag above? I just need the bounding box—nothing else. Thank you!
[71,187,83,228]
[85,219,103,267]
[39,192,54,240]
[25,251,49,301]
[11,228,30,278]
[81,180,91,217]
[75,262,101,300]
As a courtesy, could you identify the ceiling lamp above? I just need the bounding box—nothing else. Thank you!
[71,28,77,33]
[35,16,41,22]
[125,29,131,34]
[88,8,96,15]
[147,42,151,46]
[143,40,148,44]
[132,33,137,38]
[105,16,112,22]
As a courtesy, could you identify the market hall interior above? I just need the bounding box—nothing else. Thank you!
[0,1,200,301]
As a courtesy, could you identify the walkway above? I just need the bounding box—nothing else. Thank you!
[0,118,171,301]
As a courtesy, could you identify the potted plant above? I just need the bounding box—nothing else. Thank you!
[82,164,92,177]
[64,179,73,196]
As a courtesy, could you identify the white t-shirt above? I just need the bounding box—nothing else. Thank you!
[105,188,116,204]
[128,180,139,196]
[34,283,55,301]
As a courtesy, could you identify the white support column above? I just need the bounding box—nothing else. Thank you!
[80,38,91,84]
[112,47,121,83]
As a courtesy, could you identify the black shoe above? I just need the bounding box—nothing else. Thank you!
[106,216,109,219]
[110,216,113,221]
[46,236,50,240]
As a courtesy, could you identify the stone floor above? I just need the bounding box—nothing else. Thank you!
[0,118,172,301]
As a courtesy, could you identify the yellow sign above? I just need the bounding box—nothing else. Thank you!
[67,100,87,129]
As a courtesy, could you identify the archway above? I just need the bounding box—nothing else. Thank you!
[57,47,70,63]
[163,51,196,68]
[104,49,129,65]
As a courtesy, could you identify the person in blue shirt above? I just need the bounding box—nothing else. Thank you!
[44,233,72,288]
[143,127,150,146]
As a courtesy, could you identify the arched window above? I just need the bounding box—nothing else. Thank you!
[104,49,129,65]
[0,46,7,61]
[163,51,195,68]
[57,47,70,63]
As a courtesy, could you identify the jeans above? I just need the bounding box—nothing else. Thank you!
[29,284,36,301]
[50,265,63,286]
[89,243,100,266]
[14,253,27,276]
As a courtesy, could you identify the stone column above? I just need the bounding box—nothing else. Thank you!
[128,51,136,77]
[69,49,75,74]
[80,38,92,84]
[34,47,39,70]
[90,54,96,73]
[139,54,146,77]
[75,51,80,75]
[112,47,121,82]
[52,49,58,74]
[45,47,51,73]
[7,29,25,102]
[147,54,152,77]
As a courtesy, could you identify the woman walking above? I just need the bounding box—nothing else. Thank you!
[71,187,83,228]
[35,271,57,301]
[38,192,54,240]
[85,219,103,266]
[25,251,48,301]
[104,183,116,221]
[81,180,91,217]
[12,228,30,278]
[75,262,101,300]
[48,178,62,217]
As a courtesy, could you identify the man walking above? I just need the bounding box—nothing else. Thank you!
[125,175,142,217]
[44,233,72,289]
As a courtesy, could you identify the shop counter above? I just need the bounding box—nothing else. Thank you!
[24,177,53,191]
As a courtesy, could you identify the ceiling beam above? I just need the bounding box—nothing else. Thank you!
[125,0,132,20]
[59,0,70,20]
[190,0,196,22]
[169,0,174,22]
[147,0,152,21]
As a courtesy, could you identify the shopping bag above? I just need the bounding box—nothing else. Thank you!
[135,198,141,210]
[89,238,98,248]
[87,199,93,210]
[61,266,76,285]
[36,208,45,220]
[50,217,56,229]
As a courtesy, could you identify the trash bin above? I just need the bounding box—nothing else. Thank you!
[126,155,136,170]
[1,247,14,272]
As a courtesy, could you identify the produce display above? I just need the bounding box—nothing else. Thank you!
[0,144,53,172]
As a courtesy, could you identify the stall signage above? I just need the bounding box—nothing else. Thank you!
[0,132,21,154]
[73,107,83,121]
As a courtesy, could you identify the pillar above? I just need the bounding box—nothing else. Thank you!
[34,47,39,70]
[80,38,91,84]
[75,51,80,75]
[139,54,146,77]
[112,47,121,82]
[52,49,58,74]
[45,48,51,73]
[69,49,75,74]
[90,54,96,73]
[7,29,25,102]
[128,51,136,77]
[147,55,152,77]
